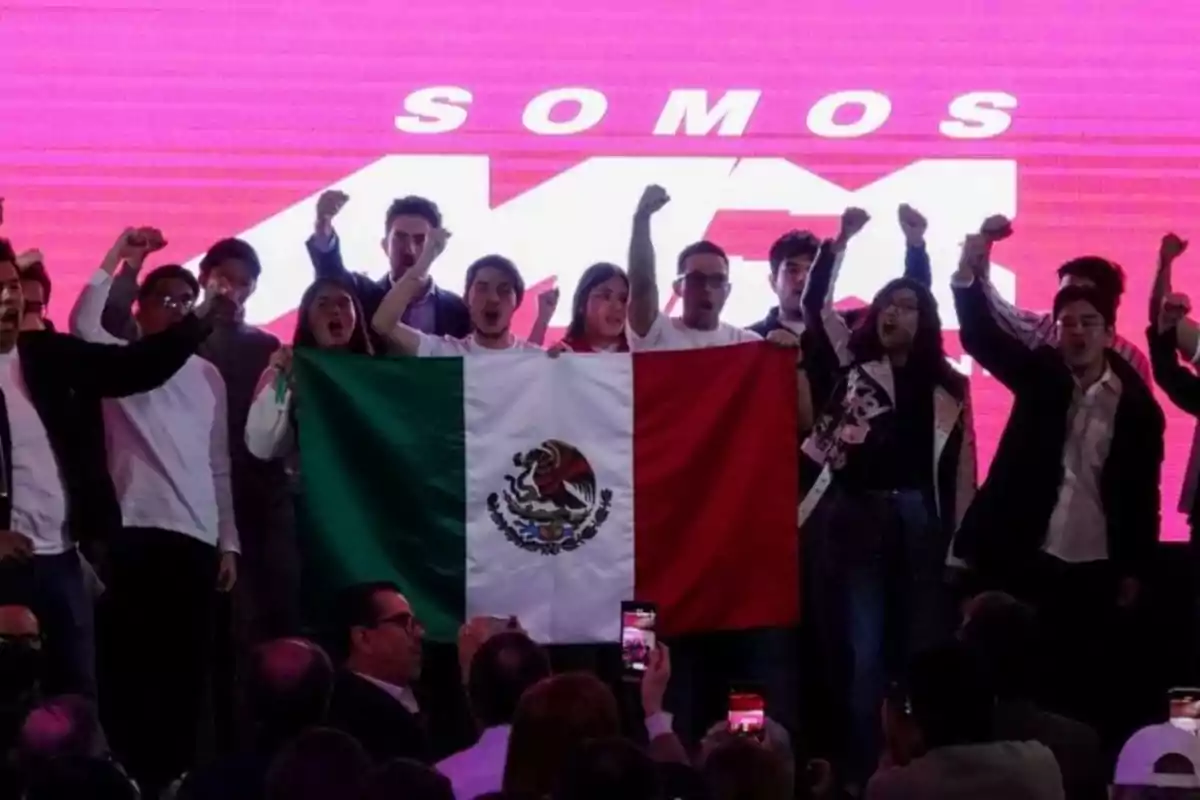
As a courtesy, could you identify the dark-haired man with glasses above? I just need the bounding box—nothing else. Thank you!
[626,185,763,351]
[327,582,431,763]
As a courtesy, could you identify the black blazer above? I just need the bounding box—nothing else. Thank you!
[305,236,471,352]
[325,670,430,764]
[0,315,211,544]
[952,280,1165,577]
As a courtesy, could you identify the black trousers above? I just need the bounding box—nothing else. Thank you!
[99,527,217,794]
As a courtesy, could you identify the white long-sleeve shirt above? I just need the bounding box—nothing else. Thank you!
[69,270,239,553]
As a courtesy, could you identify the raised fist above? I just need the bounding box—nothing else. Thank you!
[636,185,671,218]
[117,227,167,264]
[979,215,1013,242]
[897,204,927,243]
[15,249,44,270]
[537,287,560,320]
[839,207,871,240]
[424,228,452,263]
[1161,233,1189,262]
[316,190,349,224]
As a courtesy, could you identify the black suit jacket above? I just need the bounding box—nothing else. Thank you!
[0,316,211,544]
[325,670,431,764]
[952,280,1165,577]
[1148,324,1200,525]
[305,236,471,352]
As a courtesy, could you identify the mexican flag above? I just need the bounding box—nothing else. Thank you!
[293,345,800,644]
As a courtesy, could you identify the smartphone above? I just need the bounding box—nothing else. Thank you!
[1169,687,1200,734]
[728,687,766,737]
[620,601,657,680]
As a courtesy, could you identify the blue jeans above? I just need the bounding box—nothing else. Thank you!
[807,487,952,782]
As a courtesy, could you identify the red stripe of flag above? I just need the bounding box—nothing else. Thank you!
[632,343,800,635]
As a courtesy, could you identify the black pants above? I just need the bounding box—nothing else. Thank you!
[99,527,217,794]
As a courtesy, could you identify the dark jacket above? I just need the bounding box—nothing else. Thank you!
[0,316,210,544]
[797,242,975,544]
[952,280,1165,577]
[325,670,430,764]
[1148,324,1200,524]
[758,241,933,414]
[305,235,471,351]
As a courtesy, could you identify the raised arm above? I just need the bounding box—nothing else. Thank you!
[801,207,870,367]
[1150,233,1200,362]
[1148,293,1200,416]
[370,228,449,355]
[74,227,167,344]
[897,203,932,288]
[527,288,559,347]
[305,190,351,280]
[951,234,1041,392]
[627,185,670,338]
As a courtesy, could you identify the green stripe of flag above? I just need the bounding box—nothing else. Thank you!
[294,349,467,642]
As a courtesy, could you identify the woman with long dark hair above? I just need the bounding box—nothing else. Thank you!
[798,218,977,788]
[245,276,373,462]
[550,262,630,353]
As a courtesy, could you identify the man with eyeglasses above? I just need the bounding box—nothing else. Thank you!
[326,581,431,764]
[950,230,1164,746]
[67,227,240,795]
[626,184,764,352]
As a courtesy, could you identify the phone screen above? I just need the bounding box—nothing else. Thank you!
[620,602,657,678]
[728,690,765,735]
[1169,687,1200,734]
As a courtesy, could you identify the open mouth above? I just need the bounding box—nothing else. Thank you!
[482,310,500,326]
[881,321,897,336]
[0,309,19,327]
[327,319,345,338]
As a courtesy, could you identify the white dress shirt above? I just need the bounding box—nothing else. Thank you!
[437,724,511,800]
[1043,367,1121,563]
[0,349,69,554]
[69,270,239,553]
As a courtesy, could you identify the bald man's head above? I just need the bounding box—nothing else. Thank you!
[0,605,38,638]
[249,638,334,739]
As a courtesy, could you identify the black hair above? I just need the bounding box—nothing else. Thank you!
[468,631,552,728]
[264,728,371,800]
[565,262,628,341]
[137,264,200,304]
[675,240,728,275]
[1057,256,1125,307]
[361,758,455,800]
[385,195,443,231]
[292,277,373,355]
[959,593,1040,700]
[199,237,262,280]
[849,277,959,387]
[465,255,526,307]
[554,738,663,800]
[0,238,16,264]
[768,230,821,279]
[1053,284,1116,328]
[19,260,52,307]
[906,643,995,749]
[333,581,402,657]
[23,757,138,800]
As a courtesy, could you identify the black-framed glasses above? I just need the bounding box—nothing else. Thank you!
[152,293,196,312]
[677,273,729,291]
[375,611,421,634]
